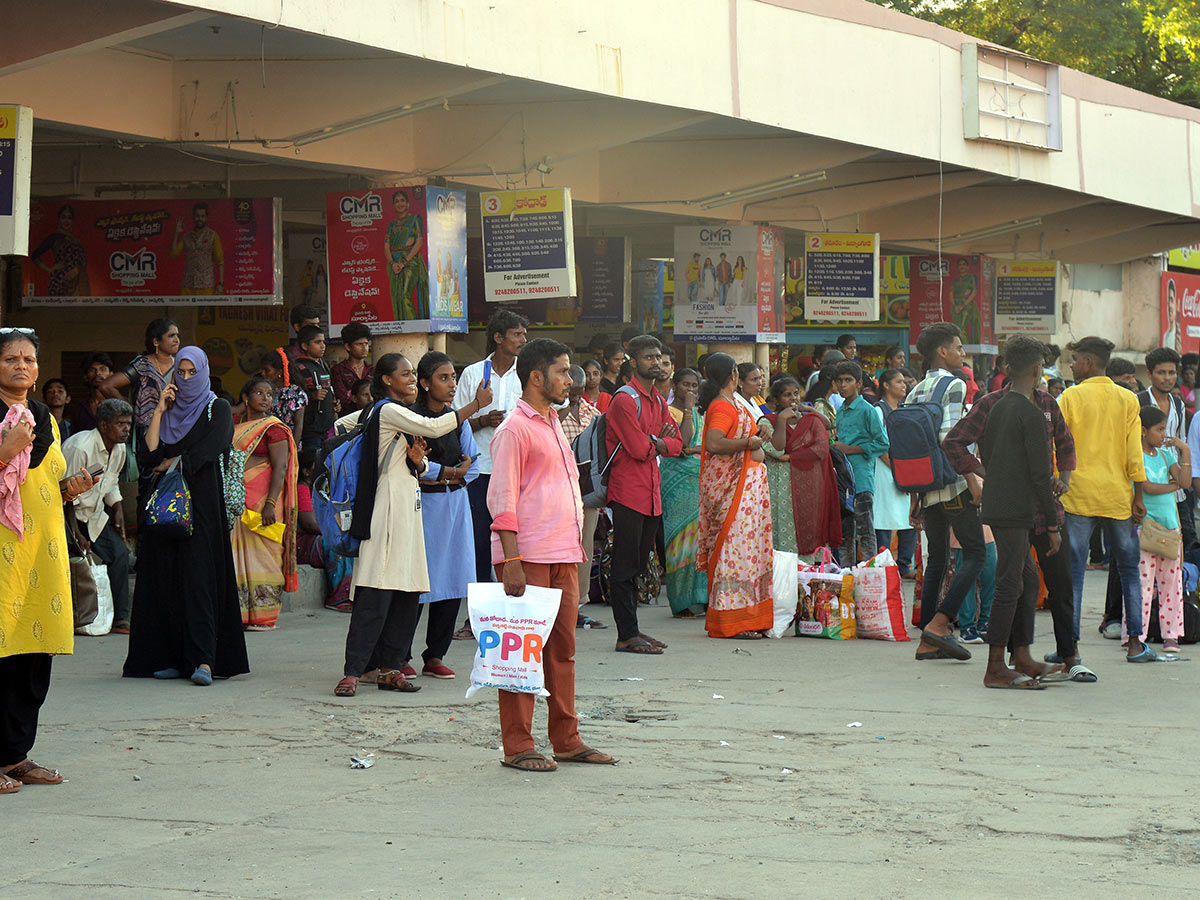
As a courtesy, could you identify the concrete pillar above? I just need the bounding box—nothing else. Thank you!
[373,332,431,363]
[429,332,448,353]
[753,342,770,369]
[710,342,755,363]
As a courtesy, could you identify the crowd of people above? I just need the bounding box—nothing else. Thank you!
[0,307,1194,785]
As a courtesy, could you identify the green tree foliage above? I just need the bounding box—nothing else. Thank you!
[868,0,1200,106]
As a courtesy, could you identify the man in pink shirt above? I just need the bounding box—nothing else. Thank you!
[487,339,617,772]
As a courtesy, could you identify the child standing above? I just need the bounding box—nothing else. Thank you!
[1132,406,1191,653]
[292,324,339,452]
[832,360,889,565]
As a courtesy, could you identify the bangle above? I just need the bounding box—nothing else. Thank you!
[264,497,277,507]
[502,555,522,564]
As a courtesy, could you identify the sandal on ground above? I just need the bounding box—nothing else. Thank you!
[577,615,608,629]
[553,746,618,765]
[615,637,664,655]
[920,629,972,660]
[0,773,20,794]
[245,624,276,632]
[730,631,764,640]
[1127,645,1159,663]
[500,750,557,772]
[377,671,421,692]
[985,674,1045,690]
[915,649,950,661]
[452,625,475,641]
[1068,664,1098,683]
[639,633,667,648]
[4,760,64,785]
[334,676,358,697]
[324,600,353,613]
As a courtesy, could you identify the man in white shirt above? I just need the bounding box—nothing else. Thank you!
[62,399,133,632]
[453,310,529,588]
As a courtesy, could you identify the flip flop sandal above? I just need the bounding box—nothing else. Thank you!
[451,625,475,641]
[731,631,764,640]
[377,672,421,692]
[986,674,1045,690]
[577,616,608,629]
[640,633,668,647]
[500,751,557,772]
[5,760,64,784]
[915,649,950,661]
[0,773,20,794]
[1068,664,1098,683]
[553,747,618,765]
[615,638,663,655]
[920,629,972,660]
[1037,669,1072,683]
[334,676,358,697]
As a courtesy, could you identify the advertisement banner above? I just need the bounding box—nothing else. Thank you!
[995,260,1058,334]
[326,185,468,337]
[286,233,328,309]
[803,232,879,321]
[481,187,576,303]
[1168,245,1200,272]
[1162,271,1200,356]
[577,236,629,322]
[756,227,786,342]
[196,305,290,381]
[22,197,281,306]
[880,255,910,326]
[908,254,996,353]
[673,226,779,342]
[633,259,665,334]
[0,105,32,256]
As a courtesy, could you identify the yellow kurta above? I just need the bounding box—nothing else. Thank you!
[0,420,74,658]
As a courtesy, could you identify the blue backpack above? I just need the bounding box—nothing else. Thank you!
[881,375,960,493]
[311,402,400,557]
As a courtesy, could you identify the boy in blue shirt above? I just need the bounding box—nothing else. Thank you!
[833,360,890,565]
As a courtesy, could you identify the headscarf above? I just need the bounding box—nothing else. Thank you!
[159,346,216,444]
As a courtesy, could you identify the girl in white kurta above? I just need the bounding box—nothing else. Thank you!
[334,353,491,697]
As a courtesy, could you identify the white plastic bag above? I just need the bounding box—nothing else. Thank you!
[465,582,560,699]
[767,550,799,638]
[76,552,114,637]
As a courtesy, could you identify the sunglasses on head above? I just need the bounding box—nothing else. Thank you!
[0,328,35,336]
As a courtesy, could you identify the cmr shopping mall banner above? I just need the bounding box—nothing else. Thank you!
[22,198,281,306]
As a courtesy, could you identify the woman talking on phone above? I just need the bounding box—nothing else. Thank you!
[123,347,248,686]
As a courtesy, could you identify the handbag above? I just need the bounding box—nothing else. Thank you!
[144,457,194,539]
[69,551,99,630]
[220,447,247,530]
[1139,518,1181,560]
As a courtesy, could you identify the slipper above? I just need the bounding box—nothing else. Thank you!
[920,629,972,660]
[500,750,557,772]
[640,633,668,648]
[1068,664,1098,683]
[553,747,618,765]
[1037,669,1072,683]
[915,649,949,661]
[1127,645,1159,663]
[451,625,475,641]
[615,637,663,655]
[334,676,358,697]
[377,671,421,692]
[577,616,608,629]
[4,759,64,784]
[730,631,764,640]
[986,674,1045,690]
[153,667,183,679]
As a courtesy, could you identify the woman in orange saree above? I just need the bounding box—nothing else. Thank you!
[696,354,774,639]
[232,377,298,630]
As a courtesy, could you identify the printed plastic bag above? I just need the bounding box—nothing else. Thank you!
[465,582,560,698]
[767,550,799,638]
[75,552,113,636]
[796,550,856,640]
[853,550,910,641]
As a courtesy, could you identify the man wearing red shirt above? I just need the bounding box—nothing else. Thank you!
[605,334,683,654]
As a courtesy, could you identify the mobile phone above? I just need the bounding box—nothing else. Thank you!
[483,359,492,388]
[318,373,332,387]
[86,463,105,479]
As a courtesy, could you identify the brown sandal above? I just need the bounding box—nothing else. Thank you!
[0,773,20,794]
[377,671,421,692]
[5,759,63,785]
[334,676,358,697]
[500,750,557,772]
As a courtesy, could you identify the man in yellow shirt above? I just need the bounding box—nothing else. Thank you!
[1057,337,1152,662]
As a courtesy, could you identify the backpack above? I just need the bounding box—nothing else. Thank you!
[572,385,641,509]
[828,445,855,517]
[311,403,399,557]
[883,375,960,493]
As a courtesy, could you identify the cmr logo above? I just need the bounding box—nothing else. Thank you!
[339,192,383,227]
[434,191,459,216]
[699,227,732,243]
[919,258,950,277]
[109,248,157,286]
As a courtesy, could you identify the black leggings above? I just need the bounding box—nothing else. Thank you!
[0,654,52,767]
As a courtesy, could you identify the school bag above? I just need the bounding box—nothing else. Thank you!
[882,375,959,493]
[311,402,399,557]
[572,385,641,509]
[828,445,855,517]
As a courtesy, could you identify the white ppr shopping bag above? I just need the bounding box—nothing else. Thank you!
[466,582,561,699]
[76,552,114,637]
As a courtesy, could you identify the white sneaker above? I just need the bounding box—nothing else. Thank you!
[1101,621,1122,640]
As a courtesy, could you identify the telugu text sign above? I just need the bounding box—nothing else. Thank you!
[994,260,1058,334]
[481,188,576,302]
[803,232,879,321]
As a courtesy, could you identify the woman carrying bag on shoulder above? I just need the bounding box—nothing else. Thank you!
[123,347,248,686]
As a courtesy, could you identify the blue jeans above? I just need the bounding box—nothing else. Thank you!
[954,541,997,633]
[876,528,918,575]
[1065,513,1142,639]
